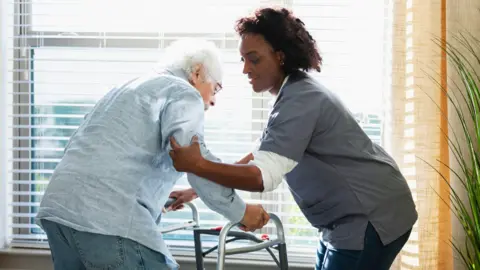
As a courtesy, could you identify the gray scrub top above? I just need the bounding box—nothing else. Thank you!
[258,71,418,250]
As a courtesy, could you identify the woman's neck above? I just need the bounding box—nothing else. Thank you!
[269,74,287,96]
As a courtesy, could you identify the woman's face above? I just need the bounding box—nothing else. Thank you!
[238,33,285,94]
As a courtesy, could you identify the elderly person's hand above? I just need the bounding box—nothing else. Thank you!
[169,136,205,173]
[165,188,198,212]
[239,204,270,232]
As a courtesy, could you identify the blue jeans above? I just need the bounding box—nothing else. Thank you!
[41,219,171,270]
[316,222,411,270]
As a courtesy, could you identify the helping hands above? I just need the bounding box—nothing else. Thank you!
[168,137,269,231]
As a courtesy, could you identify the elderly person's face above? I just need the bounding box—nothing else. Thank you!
[190,65,222,111]
[239,33,285,94]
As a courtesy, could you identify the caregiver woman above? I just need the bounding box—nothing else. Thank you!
[169,7,417,270]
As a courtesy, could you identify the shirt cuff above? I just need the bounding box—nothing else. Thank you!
[223,193,247,223]
[249,150,298,192]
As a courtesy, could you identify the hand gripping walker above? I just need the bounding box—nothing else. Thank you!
[160,198,289,270]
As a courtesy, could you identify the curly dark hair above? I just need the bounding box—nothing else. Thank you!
[235,7,322,74]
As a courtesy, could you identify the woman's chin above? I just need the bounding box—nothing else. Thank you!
[251,83,267,93]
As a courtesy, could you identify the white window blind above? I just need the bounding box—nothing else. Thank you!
[3,0,392,263]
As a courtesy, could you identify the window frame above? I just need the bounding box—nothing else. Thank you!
[8,0,391,265]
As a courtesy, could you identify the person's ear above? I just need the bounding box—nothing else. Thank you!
[189,64,203,85]
[275,51,285,66]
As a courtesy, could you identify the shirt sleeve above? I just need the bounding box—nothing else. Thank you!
[161,87,204,152]
[161,86,246,223]
[258,90,320,162]
[249,150,298,192]
[187,151,246,223]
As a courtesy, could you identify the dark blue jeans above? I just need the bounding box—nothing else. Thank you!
[41,219,172,270]
[315,222,411,270]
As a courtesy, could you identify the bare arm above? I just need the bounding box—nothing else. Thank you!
[169,89,319,195]
[168,152,254,208]
[195,158,264,192]
[169,137,264,192]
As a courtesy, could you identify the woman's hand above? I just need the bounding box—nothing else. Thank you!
[235,153,254,164]
[169,136,205,173]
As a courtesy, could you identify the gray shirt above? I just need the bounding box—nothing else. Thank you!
[258,71,418,250]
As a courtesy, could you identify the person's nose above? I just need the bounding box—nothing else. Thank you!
[242,61,251,75]
[210,95,216,107]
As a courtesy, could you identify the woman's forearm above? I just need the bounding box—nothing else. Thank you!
[193,159,264,192]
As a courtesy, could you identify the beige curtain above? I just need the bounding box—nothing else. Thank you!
[390,0,452,269]
[390,0,480,269]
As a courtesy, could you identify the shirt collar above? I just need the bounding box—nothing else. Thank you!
[160,68,190,83]
[280,75,289,90]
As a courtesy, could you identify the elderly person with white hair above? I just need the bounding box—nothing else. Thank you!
[35,39,270,270]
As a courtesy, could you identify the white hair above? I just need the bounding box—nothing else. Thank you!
[159,38,223,84]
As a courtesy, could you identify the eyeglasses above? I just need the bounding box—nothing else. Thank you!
[214,82,223,95]
[204,69,222,95]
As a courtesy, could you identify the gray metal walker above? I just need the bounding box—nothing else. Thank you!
[160,198,289,270]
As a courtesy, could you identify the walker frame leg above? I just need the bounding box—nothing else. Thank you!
[278,243,288,270]
[194,230,205,270]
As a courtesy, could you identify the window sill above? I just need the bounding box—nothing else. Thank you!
[0,247,313,269]
[0,247,50,257]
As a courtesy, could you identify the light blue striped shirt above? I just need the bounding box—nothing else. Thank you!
[36,69,247,269]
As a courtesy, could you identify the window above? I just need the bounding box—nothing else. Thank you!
[4,0,392,263]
